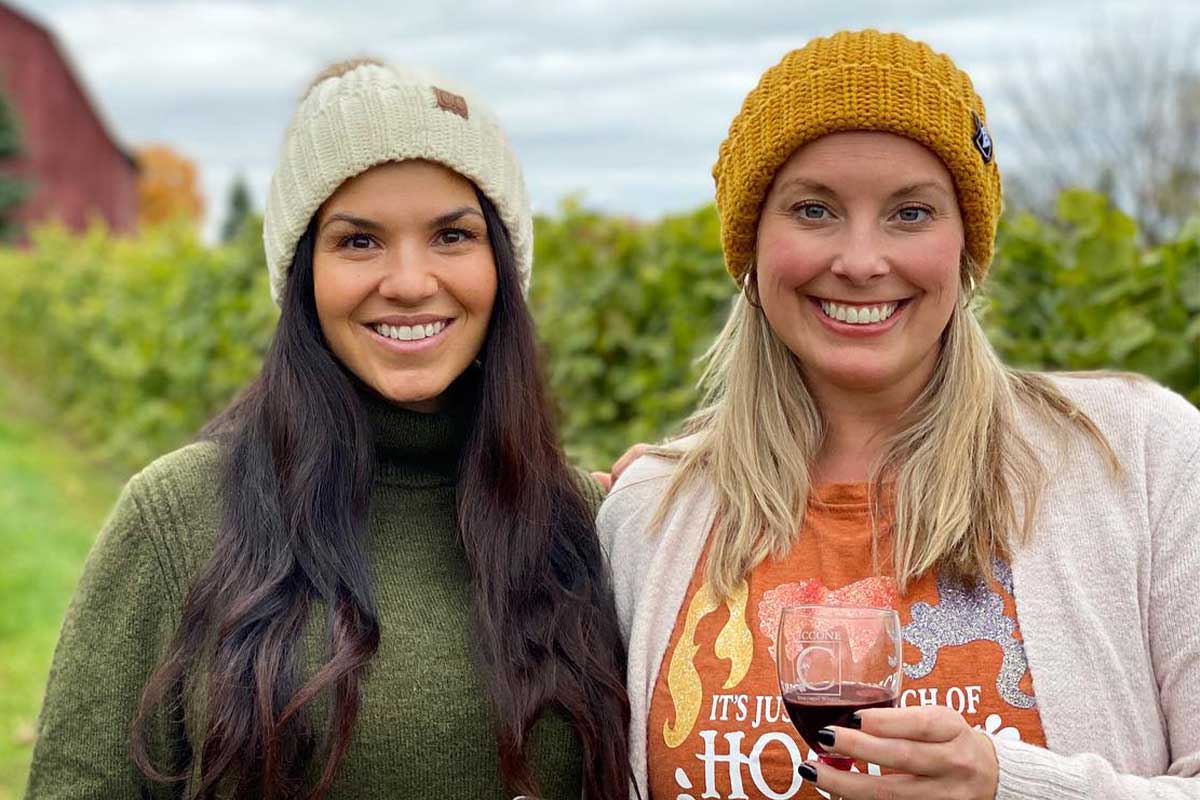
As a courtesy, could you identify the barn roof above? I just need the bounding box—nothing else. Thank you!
[0,2,137,169]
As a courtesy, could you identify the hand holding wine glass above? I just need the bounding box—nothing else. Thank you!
[776,604,999,798]
[776,605,903,771]
[795,704,1000,800]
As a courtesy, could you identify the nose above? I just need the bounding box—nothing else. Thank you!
[830,222,890,285]
[376,245,439,304]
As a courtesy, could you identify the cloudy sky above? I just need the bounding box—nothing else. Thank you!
[10,0,1199,239]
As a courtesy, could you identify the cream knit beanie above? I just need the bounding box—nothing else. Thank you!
[263,60,532,305]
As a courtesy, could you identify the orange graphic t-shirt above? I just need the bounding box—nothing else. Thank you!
[647,483,1045,799]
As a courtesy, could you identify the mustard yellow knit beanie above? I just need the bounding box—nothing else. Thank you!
[713,29,1002,284]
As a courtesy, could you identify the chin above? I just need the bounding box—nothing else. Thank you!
[372,376,448,408]
[819,365,900,393]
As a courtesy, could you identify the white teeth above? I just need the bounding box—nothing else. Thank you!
[372,320,448,341]
[819,301,900,325]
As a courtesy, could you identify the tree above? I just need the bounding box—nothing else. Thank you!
[220,174,253,242]
[1001,18,1200,244]
[136,145,204,229]
[0,88,28,241]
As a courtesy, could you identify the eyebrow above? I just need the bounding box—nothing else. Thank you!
[774,177,837,197]
[773,177,955,201]
[320,213,384,233]
[430,206,484,228]
[319,207,484,232]
[887,181,955,201]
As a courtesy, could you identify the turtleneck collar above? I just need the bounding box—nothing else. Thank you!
[355,374,477,487]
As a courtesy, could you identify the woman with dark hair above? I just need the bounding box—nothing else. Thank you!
[25,60,631,799]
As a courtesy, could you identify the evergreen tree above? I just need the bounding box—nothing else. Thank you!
[0,88,28,240]
[220,174,253,242]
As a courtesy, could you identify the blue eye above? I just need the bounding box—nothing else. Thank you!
[793,202,829,221]
[896,206,931,223]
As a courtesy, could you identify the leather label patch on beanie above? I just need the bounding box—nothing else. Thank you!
[433,87,469,120]
[972,111,993,164]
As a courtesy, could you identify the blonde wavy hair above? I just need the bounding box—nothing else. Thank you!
[653,267,1120,598]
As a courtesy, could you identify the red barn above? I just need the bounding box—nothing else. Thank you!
[0,2,137,235]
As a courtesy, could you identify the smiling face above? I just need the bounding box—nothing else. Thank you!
[313,160,497,412]
[754,131,965,400]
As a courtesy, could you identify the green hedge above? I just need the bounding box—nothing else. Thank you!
[0,190,1195,472]
[985,190,1199,402]
[0,220,276,469]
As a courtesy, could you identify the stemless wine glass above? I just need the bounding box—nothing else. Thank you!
[776,605,902,770]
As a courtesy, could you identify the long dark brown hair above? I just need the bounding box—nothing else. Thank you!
[131,188,632,798]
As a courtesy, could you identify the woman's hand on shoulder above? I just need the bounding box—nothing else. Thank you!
[590,443,650,492]
[800,705,999,800]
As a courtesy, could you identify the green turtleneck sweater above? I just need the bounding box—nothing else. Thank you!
[24,395,605,799]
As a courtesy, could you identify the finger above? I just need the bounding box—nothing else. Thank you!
[590,471,613,492]
[801,759,924,800]
[853,705,964,743]
[611,443,650,481]
[819,726,949,775]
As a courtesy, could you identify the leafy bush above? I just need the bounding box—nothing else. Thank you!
[986,190,1199,406]
[530,199,731,466]
[0,190,1195,472]
[0,219,275,469]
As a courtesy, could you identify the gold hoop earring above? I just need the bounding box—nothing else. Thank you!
[742,268,762,309]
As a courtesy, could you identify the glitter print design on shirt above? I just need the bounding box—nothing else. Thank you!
[903,559,1036,709]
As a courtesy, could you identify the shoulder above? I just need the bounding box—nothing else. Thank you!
[1040,373,1200,476]
[126,439,224,508]
[596,434,706,566]
[107,440,224,598]
[1044,372,1200,447]
[568,465,606,518]
[1035,372,1200,530]
[597,433,700,531]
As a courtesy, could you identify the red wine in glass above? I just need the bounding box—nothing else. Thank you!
[776,605,902,771]
[782,682,897,770]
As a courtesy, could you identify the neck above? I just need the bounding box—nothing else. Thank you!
[807,355,936,484]
[355,375,477,486]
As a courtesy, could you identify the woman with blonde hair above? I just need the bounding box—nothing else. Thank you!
[599,30,1200,800]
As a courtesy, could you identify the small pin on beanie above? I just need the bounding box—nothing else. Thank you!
[712,30,1002,284]
[263,58,533,305]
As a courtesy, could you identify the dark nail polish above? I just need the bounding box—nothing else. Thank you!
[848,712,863,729]
[817,728,836,747]
[798,762,818,782]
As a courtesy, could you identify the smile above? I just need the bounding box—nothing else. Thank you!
[371,320,448,342]
[809,297,910,334]
[818,299,899,324]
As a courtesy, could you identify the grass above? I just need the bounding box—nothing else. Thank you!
[0,372,124,800]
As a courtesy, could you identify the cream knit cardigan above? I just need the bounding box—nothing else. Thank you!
[597,376,1200,799]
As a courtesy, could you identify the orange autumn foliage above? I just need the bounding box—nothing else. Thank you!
[136,145,204,228]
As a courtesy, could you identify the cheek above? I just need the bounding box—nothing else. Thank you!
[455,258,498,322]
[756,225,825,293]
[311,259,361,323]
[897,238,962,307]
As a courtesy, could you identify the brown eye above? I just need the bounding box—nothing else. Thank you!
[436,228,476,246]
[338,233,375,250]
